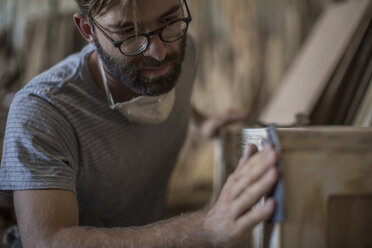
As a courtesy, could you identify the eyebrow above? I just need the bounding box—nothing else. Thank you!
[107,5,181,30]
[108,21,134,29]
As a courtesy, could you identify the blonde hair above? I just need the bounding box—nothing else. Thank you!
[75,0,137,19]
[75,0,138,33]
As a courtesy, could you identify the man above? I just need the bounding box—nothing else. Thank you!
[0,0,278,247]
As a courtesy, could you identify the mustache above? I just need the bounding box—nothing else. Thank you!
[133,52,180,68]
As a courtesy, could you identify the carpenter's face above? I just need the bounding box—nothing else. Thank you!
[92,0,188,96]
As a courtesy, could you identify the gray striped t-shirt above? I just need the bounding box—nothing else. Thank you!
[0,36,197,227]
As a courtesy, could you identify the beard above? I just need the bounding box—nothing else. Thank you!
[94,36,186,96]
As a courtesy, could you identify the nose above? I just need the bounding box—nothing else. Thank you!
[142,35,167,61]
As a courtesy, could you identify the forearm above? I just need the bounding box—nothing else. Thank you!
[17,146,278,248]
[49,210,213,248]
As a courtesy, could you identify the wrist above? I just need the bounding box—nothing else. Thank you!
[175,209,216,248]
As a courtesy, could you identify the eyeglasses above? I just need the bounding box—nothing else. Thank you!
[89,0,192,56]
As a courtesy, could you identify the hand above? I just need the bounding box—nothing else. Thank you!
[204,144,278,247]
[191,108,251,138]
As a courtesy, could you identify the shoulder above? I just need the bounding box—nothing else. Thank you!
[19,44,96,100]
[6,44,96,142]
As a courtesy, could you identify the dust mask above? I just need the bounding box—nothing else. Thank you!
[98,57,175,124]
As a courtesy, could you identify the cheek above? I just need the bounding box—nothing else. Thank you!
[168,40,183,53]
[124,56,137,66]
[169,39,183,51]
[103,43,128,63]
[97,33,115,51]
[96,33,125,59]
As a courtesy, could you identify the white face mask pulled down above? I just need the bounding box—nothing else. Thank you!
[98,57,176,124]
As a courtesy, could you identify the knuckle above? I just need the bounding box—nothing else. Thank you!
[227,173,239,184]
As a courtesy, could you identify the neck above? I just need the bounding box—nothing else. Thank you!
[89,51,139,103]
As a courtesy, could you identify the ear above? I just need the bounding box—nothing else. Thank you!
[73,13,95,43]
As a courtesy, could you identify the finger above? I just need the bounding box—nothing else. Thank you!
[230,146,277,199]
[236,144,258,172]
[235,198,276,232]
[231,167,278,217]
[238,144,276,179]
[238,143,275,172]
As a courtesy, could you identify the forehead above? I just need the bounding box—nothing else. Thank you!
[97,0,181,26]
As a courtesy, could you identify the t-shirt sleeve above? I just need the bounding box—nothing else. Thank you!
[0,92,79,196]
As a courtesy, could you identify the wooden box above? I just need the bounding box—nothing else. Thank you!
[214,127,372,248]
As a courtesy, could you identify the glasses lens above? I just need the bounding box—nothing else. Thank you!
[162,20,188,42]
[121,36,148,56]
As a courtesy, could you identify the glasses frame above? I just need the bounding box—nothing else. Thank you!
[89,0,192,56]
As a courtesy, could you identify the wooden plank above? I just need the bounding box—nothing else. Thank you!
[328,195,372,248]
[310,12,372,124]
[277,128,372,248]
[311,12,372,124]
[260,0,372,125]
[353,77,372,126]
[344,46,372,124]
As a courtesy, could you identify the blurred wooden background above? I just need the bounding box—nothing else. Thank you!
[169,0,335,213]
[0,0,336,234]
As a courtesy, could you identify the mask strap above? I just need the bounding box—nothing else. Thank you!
[98,57,116,109]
